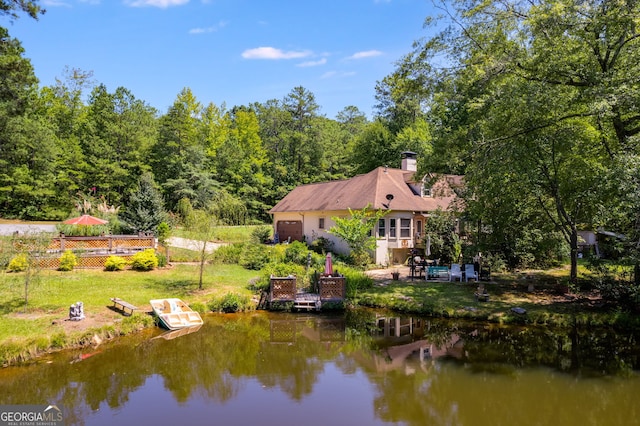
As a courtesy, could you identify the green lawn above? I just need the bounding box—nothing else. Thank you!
[0,263,259,343]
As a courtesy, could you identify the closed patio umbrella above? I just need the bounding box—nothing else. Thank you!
[324,252,333,276]
[63,214,108,225]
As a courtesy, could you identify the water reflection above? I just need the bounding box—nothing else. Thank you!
[1,311,639,426]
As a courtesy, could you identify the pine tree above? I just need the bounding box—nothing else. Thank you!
[120,173,166,234]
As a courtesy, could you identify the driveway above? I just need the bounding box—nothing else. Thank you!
[0,223,57,235]
[166,237,226,253]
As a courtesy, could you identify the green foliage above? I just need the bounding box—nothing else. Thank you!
[56,224,111,237]
[340,266,374,297]
[156,222,170,244]
[329,206,387,267]
[120,172,167,234]
[284,241,310,265]
[104,255,127,271]
[7,253,28,272]
[211,243,244,264]
[207,293,254,313]
[250,225,272,244]
[129,249,159,271]
[188,301,206,314]
[58,250,78,271]
[309,236,334,254]
[239,244,271,270]
[423,208,460,264]
[175,198,195,227]
[156,251,167,267]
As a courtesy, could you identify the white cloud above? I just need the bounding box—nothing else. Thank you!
[125,0,189,8]
[189,21,228,34]
[346,50,383,60]
[42,0,72,6]
[242,47,311,60]
[297,58,327,67]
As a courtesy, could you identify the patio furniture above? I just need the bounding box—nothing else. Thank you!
[450,264,462,282]
[427,266,449,280]
[465,264,478,282]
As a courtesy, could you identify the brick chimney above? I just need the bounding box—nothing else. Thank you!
[401,151,417,172]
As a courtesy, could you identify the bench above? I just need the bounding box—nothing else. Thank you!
[110,297,138,315]
[427,266,450,280]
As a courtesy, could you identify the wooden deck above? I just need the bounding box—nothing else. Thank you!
[264,275,346,311]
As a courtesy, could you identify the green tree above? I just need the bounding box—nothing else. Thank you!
[188,209,218,290]
[150,87,203,187]
[6,231,51,311]
[120,172,166,234]
[0,0,44,21]
[81,85,157,206]
[0,27,63,219]
[215,108,271,220]
[329,206,387,267]
[423,208,461,265]
[350,120,399,174]
[385,0,640,281]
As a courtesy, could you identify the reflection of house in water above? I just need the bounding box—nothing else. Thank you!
[269,316,346,344]
[359,315,466,374]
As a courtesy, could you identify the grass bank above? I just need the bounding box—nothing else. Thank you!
[0,263,259,365]
[354,266,640,330]
[1,257,636,366]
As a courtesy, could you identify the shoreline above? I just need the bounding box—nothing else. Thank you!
[1,264,635,367]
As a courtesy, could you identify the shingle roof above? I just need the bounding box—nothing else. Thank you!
[269,166,462,213]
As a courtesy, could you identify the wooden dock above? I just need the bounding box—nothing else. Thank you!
[264,275,345,311]
[293,292,321,311]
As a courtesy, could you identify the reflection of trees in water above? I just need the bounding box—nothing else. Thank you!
[1,311,640,425]
[461,324,640,376]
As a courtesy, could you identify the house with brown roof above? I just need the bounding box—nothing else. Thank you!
[268,152,463,265]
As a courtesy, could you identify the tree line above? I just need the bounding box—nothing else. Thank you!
[2,0,639,282]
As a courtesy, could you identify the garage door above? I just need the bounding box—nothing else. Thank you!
[276,220,303,243]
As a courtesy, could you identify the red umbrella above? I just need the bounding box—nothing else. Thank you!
[324,252,333,276]
[63,214,108,225]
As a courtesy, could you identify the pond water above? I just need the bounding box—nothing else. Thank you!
[1,310,640,426]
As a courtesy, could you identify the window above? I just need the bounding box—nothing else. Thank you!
[378,219,385,237]
[319,217,325,229]
[400,219,411,238]
[389,219,397,238]
[415,219,423,238]
[422,186,432,197]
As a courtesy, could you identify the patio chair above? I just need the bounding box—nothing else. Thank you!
[465,264,478,282]
[449,264,462,282]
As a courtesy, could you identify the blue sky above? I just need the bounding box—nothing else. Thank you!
[9,0,437,119]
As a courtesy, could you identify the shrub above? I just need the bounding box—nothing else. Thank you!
[309,236,334,254]
[58,250,78,271]
[208,293,254,313]
[156,251,167,267]
[340,267,373,297]
[104,255,127,271]
[7,253,28,272]
[212,243,245,264]
[130,249,159,271]
[285,241,310,265]
[250,225,272,244]
[239,244,271,270]
[189,302,207,314]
